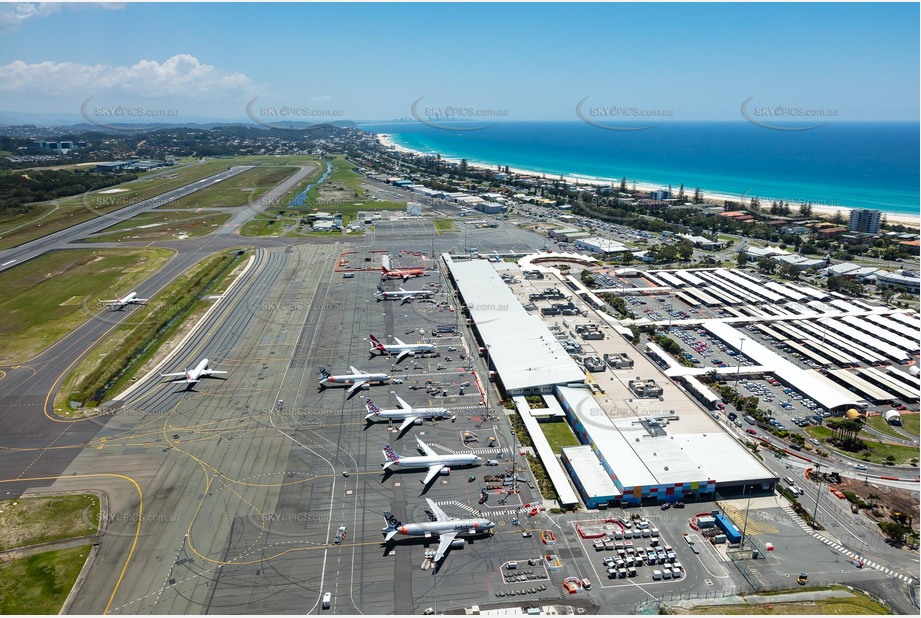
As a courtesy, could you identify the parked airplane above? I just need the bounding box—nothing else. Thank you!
[375,287,433,304]
[381,437,482,484]
[382,498,495,562]
[160,358,227,385]
[99,291,148,310]
[319,366,390,395]
[368,334,435,362]
[364,396,453,431]
[381,265,424,281]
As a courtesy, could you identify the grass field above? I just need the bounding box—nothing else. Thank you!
[0,248,172,364]
[0,155,315,249]
[434,219,455,233]
[0,545,92,614]
[806,426,919,465]
[676,589,889,615]
[85,211,233,243]
[865,415,913,441]
[58,249,243,410]
[0,159,245,250]
[901,413,919,436]
[0,495,99,552]
[164,165,303,209]
[540,420,581,453]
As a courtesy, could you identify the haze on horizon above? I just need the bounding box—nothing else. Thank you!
[0,1,918,124]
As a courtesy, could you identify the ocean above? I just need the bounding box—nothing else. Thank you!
[358,121,919,217]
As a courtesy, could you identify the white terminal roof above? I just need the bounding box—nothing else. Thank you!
[576,237,630,253]
[704,321,864,410]
[558,387,776,490]
[444,256,586,391]
[562,445,622,499]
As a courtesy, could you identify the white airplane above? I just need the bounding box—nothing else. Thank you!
[368,334,435,362]
[160,358,227,385]
[319,366,390,395]
[381,437,482,485]
[99,291,148,309]
[364,396,454,432]
[382,499,495,562]
[375,287,433,304]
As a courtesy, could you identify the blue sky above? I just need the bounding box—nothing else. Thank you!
[0,2,918,122]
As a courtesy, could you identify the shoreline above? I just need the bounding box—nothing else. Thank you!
[374,133,920,229]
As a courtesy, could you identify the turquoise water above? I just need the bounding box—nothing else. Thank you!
[360,122,919,217]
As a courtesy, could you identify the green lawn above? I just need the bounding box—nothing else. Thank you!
[806,426,920,465]
[865,415,913,441]
[86,211,232,242]
[164,164,304,209]
[901,413,919,436]
[0,545,92,614]
[540,420,581,454]
[683,595,888,615]
[0,495,99,552]
[434,219,455,233]
[0,248,172,363]
[0,159,247,250]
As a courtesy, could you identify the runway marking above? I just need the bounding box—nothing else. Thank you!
[1,259,16,266]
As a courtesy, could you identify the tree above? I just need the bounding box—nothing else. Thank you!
[749,197,761,212]
[677,183,685,201]
[778,262,800,280]
[736,251,749,268]
[692,186,702,204]
[677,238,694,261]
[620,177,627,192]
[799,202,813,216]
[757,257,775,274]
[832,210,844,224]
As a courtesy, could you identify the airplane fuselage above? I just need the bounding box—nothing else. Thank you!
[393,519,495,538]
[384,453,481,470]
[321,373,389,388]
[365,407,451,424]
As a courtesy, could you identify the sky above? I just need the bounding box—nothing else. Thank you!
[0,1,918,124]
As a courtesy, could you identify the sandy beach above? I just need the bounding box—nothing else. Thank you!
[375,133,920,229]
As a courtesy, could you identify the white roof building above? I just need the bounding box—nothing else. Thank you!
[444,256,586,394]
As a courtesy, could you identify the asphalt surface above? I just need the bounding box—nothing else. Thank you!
[0,166,253,274]
[2,175,916,614]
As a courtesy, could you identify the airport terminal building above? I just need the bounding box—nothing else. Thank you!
[444,254,779,509]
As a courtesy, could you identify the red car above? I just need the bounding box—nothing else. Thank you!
[745,429,757,435]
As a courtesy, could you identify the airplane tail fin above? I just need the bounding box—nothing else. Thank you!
[382,444,400,467]
[318,367,331,379]
[382,511,401,540]
[381,265,390,275]
[365,398,382,416]
[369,335,385,351]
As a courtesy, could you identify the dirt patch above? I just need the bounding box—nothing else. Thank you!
[832,477,919,532]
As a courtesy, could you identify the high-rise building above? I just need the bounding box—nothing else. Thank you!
[848,209,881,234]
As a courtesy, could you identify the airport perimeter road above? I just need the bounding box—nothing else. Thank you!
[0,166,252,273]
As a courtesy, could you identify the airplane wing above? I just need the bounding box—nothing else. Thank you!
[160,372,187,378]
[416,437,437,457]
[205,370,228,375]
[397,416,419,432]
[395,350,411,362]
[433,532,456,562]
[425,498,449,522]
[422,465,442,485]
[394,395,412,411]
[347,379,368,395]
[400,297,413,305]
[349,365,365,375]
[394,338,406,346]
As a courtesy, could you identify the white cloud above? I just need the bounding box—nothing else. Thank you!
[0,2,125,34]
[0,54,256,98]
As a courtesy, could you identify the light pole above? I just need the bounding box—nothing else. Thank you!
[735,338,745,386]
[811,462,823,529]
[740,484,753,549]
